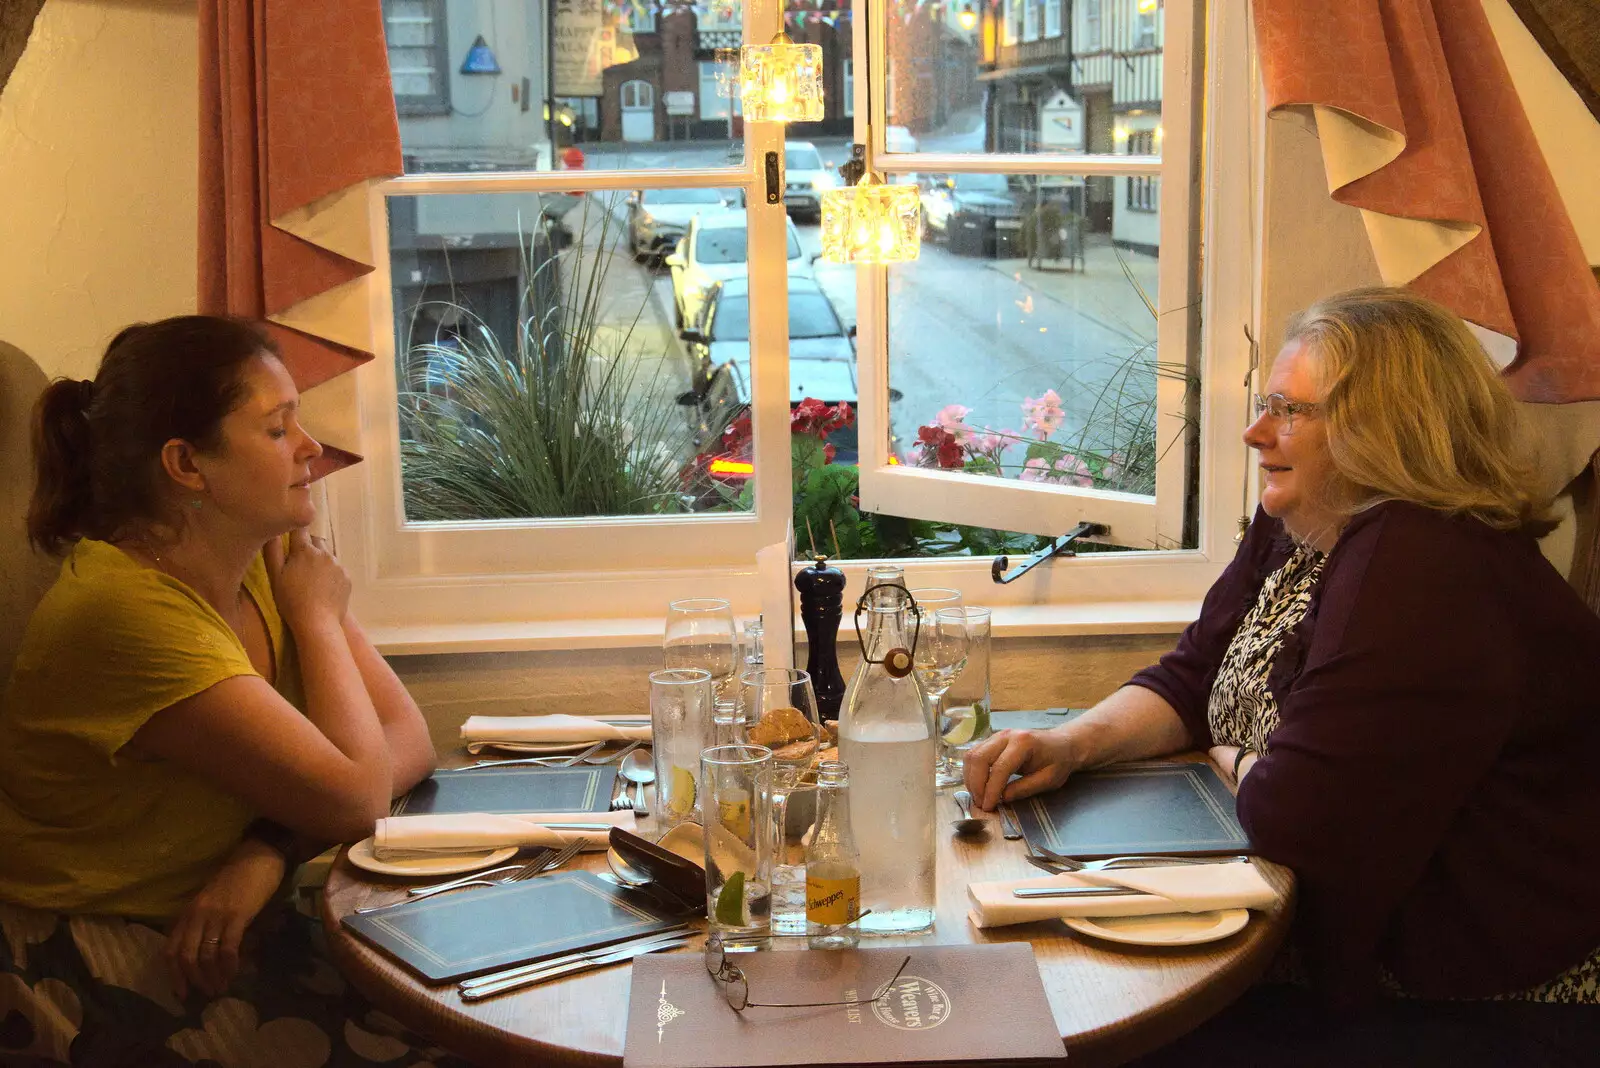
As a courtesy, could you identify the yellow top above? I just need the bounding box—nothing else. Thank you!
[0,539,302,920]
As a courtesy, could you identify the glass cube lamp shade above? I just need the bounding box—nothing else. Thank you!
[820,178,922,264]
[739,35,824,123]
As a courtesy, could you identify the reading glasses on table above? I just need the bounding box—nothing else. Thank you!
[703,932,910,1013]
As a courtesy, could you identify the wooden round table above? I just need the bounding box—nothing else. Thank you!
[320,764,1294,1068]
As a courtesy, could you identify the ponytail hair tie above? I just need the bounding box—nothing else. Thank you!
[76,379,95,412]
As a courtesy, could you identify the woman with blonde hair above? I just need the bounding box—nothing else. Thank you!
[968,287,1600,1063]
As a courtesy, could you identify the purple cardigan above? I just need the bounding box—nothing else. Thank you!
[1130,500,1600,1008]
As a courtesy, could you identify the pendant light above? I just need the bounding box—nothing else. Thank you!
[739,32,825,123]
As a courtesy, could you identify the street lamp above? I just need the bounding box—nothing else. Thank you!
[957,3,978,30]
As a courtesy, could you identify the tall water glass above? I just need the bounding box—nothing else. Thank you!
[937,607,992,786]
[650,668,713,826]
[743,668,822,935]
[907,586,963,734]
[702,744,774,937]
[665,597,739,745]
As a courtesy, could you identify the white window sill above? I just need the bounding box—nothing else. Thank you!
[370,599,1198,656]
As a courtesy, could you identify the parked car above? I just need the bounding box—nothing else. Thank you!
[918,172,1026,255]
[781,141,836,223]
[884,125,919,153]
[665,210,809,330]
[626,187,740,263]
[679,276,859,461]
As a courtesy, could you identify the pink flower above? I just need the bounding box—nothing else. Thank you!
[1022,389,1065,439]
[1052,452,1093,488]
[971,432,1005,455]
[1019,458,1051,483]
[935,404,973,444]
[1103,451,1127,484]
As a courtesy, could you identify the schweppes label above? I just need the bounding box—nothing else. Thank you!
[805,872,861,925]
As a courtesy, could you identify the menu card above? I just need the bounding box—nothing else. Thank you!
[1010,760,1250,859]
[392,765,616,817]
[342,870,686,983]
[624,943,1066,1068]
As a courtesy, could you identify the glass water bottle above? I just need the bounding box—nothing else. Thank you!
[805,760,862,949]
[838,571,936,934]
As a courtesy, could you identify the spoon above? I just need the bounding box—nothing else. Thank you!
[618,749,655,817]
[950,789,987,836]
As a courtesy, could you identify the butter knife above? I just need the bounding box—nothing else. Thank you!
[1013,885,1157,899]
[459,926,692,989]
[460,930,692,1000]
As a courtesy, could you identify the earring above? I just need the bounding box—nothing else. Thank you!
[189,498,203,511]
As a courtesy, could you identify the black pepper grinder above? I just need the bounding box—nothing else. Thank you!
[794,554,848,722]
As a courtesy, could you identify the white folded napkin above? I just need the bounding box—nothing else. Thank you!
[967,862,1277,929]
[371,811,637,859]
[459,714,652,744]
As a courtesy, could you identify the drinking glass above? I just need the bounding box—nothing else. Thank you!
[665,597,739,743]
[937,606,992,786]
[702,743,774,937]
[742,668,822,935]
[912,603,969,786]
[650,668,713,826]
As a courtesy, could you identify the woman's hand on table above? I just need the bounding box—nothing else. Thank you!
[164,837,286,1000]
[963,729,1078,811]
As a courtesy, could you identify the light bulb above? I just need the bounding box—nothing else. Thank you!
[771,79,789,104]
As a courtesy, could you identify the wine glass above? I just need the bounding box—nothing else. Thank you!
[914,606,969,786]
[742,667,821,936]
[664,597,739,736]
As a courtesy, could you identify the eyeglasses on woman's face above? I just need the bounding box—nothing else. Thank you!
[703,933,910,1013]
[1251,392,1321,433]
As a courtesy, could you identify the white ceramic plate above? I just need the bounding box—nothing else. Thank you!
[471,740,594,755]
[1061,908,1251,947]
[346,838,519,877]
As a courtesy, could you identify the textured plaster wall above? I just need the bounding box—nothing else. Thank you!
[0,0,199,679]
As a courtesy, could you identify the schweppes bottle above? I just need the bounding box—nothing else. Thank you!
[805,760,862,949]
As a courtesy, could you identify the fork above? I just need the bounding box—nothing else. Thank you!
[609,780,635,811]
[535,839,587,873]
[354,857,549,914]
[465,741,607,770]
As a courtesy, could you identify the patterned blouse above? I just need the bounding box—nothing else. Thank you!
[1208,544,1600,1004]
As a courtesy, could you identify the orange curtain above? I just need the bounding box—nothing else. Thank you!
[198,0,402,474]
[1253,0,1600,403]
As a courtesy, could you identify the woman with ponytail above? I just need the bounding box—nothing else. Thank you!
[0,317,457,1065]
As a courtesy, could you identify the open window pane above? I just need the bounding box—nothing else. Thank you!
[858,174,1188,552]
[387,187,756,521]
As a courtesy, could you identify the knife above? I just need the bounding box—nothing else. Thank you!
[459,926,692,989]
[459,929,692,1000]
[1013,885,1157,899]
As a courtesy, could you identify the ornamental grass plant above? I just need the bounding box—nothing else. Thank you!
[397,196,702,522]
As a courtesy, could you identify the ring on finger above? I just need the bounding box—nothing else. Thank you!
[200,937,222,950]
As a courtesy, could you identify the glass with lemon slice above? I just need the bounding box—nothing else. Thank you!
[936,606,993,786]
[650,668,713,827]
[701,743,774,936]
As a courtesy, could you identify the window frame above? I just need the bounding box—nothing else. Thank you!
[327,0,1260,652]
[841,0,1255,618]
[383,0,451,117]
[1044,0,1063,39]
